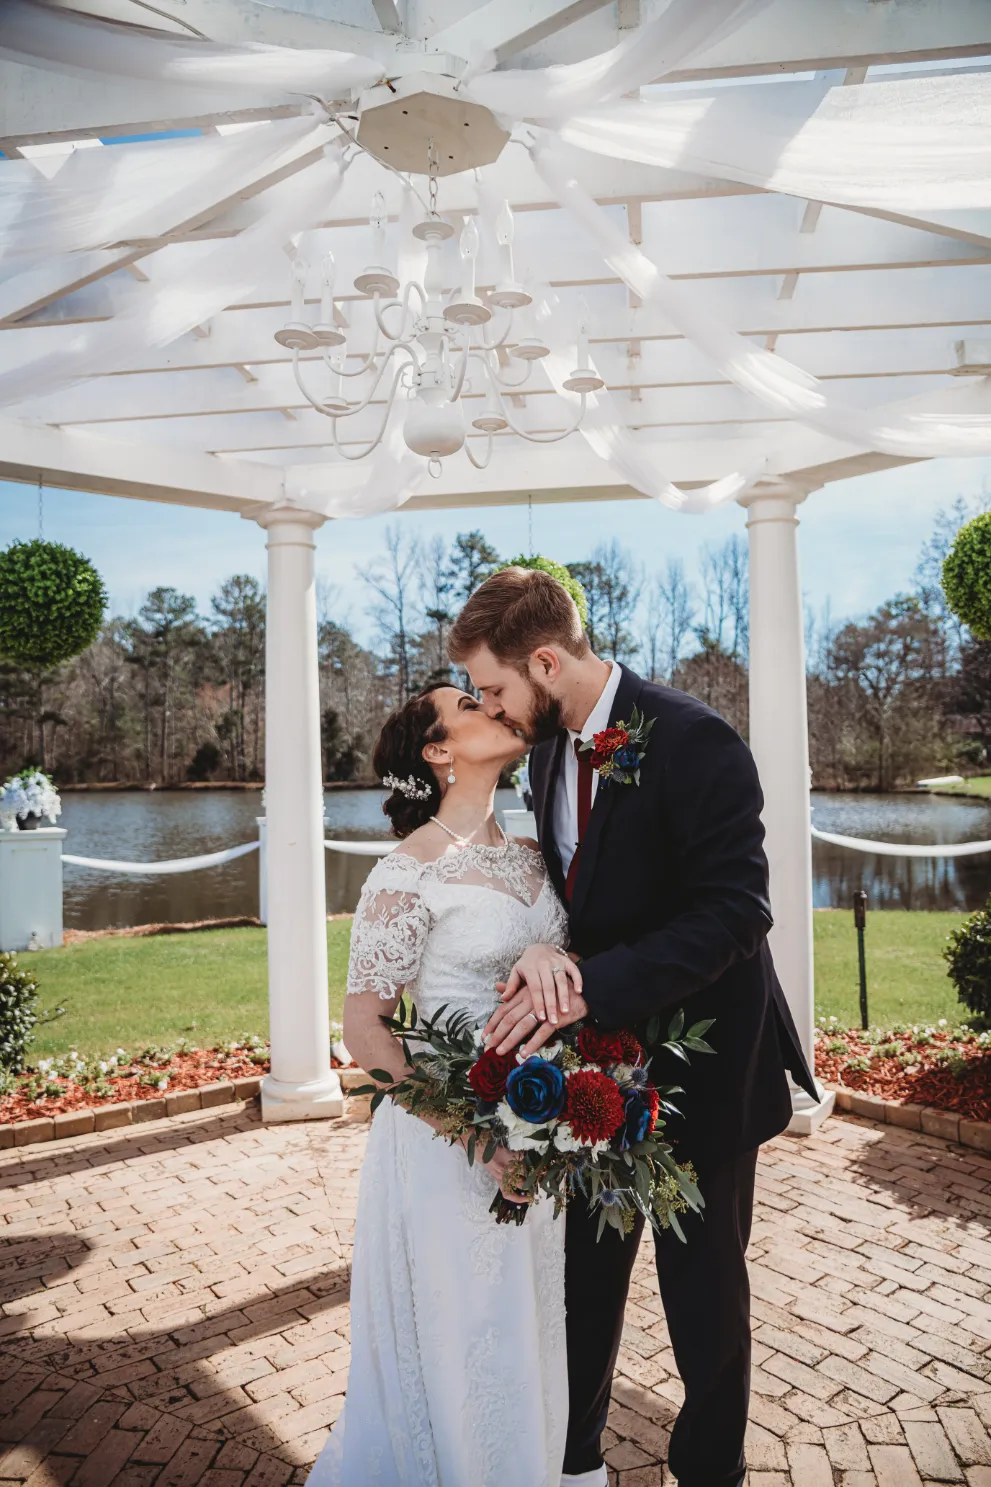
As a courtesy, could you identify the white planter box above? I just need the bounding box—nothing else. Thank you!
[0,827,66,951]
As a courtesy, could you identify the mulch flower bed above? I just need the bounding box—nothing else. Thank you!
[0,1036,353,1124]
[815,1021,991,1123]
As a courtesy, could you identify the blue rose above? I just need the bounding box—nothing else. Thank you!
[615,1090,652,1151]
[613,745,640,769]
[505,1057,567,1124]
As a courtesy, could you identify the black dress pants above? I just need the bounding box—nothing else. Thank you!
[563,1147,758,1487]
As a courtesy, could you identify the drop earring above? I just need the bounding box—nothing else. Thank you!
[447,764,456,785]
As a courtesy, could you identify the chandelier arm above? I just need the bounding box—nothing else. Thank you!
[497,392,589,444]
[327,364,409,462]
[319,343,417,422]
[291,343,405,419]
[449,333,471,403]
[374,281,427,343]
[484,354,534,390]
[324,325,382,378]
[478,306,514,351]
[464,432,494,470]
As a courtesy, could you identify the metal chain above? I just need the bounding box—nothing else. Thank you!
[528,491,533,556]
[38,473,43,541]
[427,137,439,216]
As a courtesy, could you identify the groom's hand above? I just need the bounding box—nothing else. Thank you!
[486,984,588,1057]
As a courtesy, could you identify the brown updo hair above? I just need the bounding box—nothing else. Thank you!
[373,685,449,838]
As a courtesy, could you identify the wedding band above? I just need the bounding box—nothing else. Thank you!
[553,967,566,976]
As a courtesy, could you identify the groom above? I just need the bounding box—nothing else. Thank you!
[449,566,816,1487]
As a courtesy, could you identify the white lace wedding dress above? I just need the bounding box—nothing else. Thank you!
[307,838,570,1487]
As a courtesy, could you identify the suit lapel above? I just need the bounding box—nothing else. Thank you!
[569,664,644,923]
[533,732,567,901]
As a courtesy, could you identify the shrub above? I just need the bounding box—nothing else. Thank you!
[944,901,991,1022]
[0,539,107,669]
[497,554,589,629]
[942,513,991,641]
[0,953,64,1073]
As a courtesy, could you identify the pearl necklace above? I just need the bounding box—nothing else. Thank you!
[430,816,508,849]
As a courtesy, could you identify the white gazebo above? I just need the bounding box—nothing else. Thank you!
[2,0,990,1131]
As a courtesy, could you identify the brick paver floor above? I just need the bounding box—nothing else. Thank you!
[4,1105,991,1486]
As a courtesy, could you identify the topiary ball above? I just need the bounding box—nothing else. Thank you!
[0,539,107,669]
[499,554,588,629]
[943,899,991,1023]
[942,512,991,640]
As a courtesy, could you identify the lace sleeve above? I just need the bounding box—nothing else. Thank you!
[346,854,429,1000]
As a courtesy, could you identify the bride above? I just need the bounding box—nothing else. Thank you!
[307,683,581,1487]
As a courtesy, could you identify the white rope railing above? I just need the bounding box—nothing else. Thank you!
[324,839,394,857]
[62,841,259,874]
[811,826,991,859]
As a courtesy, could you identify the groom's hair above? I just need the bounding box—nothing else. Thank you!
[448,566,588,668]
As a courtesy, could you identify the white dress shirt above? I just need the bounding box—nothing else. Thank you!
[553,660,622,877]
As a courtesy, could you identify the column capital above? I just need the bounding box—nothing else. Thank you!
[738,477,822,523]
[244,501,327,535]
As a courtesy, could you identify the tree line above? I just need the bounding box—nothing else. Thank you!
[1,500,989,792]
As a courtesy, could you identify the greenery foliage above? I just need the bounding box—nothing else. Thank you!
[943,899,991,1021]
[942,512,991,640]
[498,553,589,628]
[0,952,64,1073]
[0,540,107,669]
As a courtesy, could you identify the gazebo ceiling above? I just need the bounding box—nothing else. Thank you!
[0,0,989,520]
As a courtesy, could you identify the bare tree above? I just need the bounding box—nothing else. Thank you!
[361,526,421,707]
[639,558,695,682]
[699,535,749,662]
[570,541,640,661]
[419,535,456,685]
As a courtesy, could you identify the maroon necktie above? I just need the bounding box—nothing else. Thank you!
[564,738,595,903]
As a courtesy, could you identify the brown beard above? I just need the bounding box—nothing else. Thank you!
[518,679,563,746]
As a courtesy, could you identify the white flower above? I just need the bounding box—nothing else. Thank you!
[97,1061,108,1074]
[495,1102,554,1152]
[0,770,61,823]
[612,1062,635,1084]
[552,1121,610,1157]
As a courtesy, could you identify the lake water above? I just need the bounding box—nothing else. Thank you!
[54,788,991,931]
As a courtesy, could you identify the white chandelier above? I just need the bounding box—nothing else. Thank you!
[273,147,604,478]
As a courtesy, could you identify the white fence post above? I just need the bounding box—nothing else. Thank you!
[256,815,267,926]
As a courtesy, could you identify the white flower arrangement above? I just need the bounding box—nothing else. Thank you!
[0,770,61,829]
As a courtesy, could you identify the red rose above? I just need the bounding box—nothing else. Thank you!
[644,1085,660,1131]
[565,1069,626,1144]
[576,1027,626,1067]
[618,1030,644,1065]
[468,1047,516,1102]
[592,727,629,757]
[590,749,610,771]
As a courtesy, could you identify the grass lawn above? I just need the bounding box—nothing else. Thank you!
[21,910,970,1062]
[812,909,965,1026]
[931,776,991,799]
[27,922,352,1060]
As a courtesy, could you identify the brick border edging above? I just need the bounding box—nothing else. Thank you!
[0,1069,369,1151]
[827,1082,991,1152]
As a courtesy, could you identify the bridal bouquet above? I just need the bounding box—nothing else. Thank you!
[358,1004,712,1241]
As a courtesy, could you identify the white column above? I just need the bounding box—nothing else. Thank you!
[252,506,342,1122]
[739,484,833,1135]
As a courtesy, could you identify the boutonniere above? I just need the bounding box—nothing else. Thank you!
[580,705,654,786]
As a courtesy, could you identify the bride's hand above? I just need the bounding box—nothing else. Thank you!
[498,942,583,1026]
[466,1140,528,1204]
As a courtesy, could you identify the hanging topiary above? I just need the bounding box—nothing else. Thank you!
[942,512,991,640]
[0,539,107,669]
[498,554,589,629]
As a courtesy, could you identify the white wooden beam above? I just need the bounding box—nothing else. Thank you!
[428,0,613,64]
[0,414,282,510]
[40,0,394,55]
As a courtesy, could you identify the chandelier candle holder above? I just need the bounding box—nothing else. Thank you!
[275,152,603,477]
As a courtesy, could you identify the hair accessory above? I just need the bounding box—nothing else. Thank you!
[383,773,433,801]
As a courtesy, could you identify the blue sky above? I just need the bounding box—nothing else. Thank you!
[3,455,990,644]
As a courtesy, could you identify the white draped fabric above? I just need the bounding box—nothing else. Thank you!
[284,396,429,519]
[559,73,991,213]
[533,286,766,514]
[464,0,769,123]
[0,117,332,266]
[532,139,991,459]
[0,147,349,410]
[0,0,382,95]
